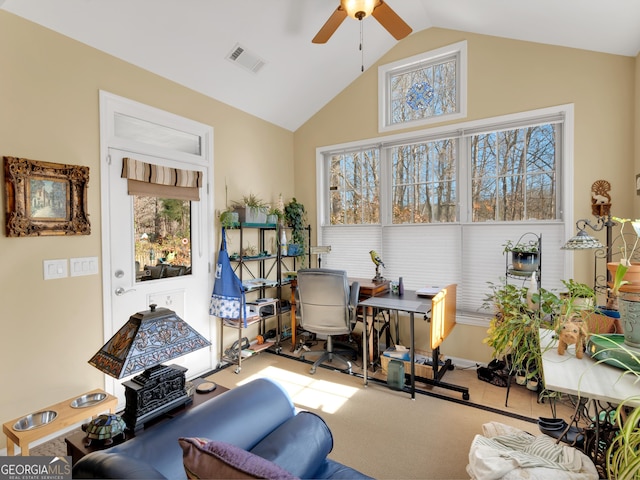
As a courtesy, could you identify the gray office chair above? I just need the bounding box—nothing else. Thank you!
[296,268,360,374]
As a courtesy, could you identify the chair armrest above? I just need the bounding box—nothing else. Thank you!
[349,282,360,321]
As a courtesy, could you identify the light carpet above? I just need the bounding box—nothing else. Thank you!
[205,352,539,480]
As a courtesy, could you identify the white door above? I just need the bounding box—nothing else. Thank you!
[101,147,214,403]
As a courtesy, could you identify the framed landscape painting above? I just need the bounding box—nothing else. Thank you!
[4,156,90,236]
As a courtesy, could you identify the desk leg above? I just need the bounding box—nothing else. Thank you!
[363,307,368,387]
[410,312,415,400]
[290,285,297,352]
[367,306,375,363]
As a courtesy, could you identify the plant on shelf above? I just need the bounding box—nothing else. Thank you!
[219,181,239,229]
[233,193,268,224]
[284,197,307,260]
[267,205,283,225]
[503,238,539,273]
[483,282,559,391]
[219,209,238,229]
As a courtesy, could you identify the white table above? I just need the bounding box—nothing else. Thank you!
[540,328,639,476]
[539,328,639,406]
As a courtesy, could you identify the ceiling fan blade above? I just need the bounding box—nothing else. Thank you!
[372,1,412,40]
[312,7,348,44]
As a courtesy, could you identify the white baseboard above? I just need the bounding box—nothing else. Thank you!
[448,356,479,369]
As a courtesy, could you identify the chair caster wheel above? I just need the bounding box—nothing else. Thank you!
[463,392,470,400]
[309,367,316,374]
[234,367,241,374]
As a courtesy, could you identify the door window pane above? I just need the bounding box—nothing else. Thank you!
[115,113,202,155]
[134,196,192,281]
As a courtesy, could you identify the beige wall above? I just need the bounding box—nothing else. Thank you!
[0,11,293,450]
[294,28,637,362]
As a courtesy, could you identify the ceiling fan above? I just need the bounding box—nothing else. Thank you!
[312,0,412,44]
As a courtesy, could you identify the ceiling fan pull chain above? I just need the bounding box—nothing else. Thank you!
[360,20,364,72]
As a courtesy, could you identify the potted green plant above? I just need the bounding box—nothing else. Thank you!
[219,181,239,228]
[560,279,596,315]
[267,205,282,226]
[503,239,539,273]
[219,209,239,229]
[483,282,559,391]
[233,193,268,224]
[284,197,307,261]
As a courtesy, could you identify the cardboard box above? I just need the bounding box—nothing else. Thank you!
[380,348,435,380]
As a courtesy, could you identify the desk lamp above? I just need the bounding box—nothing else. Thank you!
[88,304,211,431]
[310,245,331,268]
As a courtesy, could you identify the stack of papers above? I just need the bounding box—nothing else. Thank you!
[416,286,441,297]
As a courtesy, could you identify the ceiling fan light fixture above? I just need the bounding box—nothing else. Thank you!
[341,0,377,20]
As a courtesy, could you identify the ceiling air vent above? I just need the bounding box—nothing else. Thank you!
[226,43,266,74]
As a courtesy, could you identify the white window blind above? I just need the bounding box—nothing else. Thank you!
[320,222,566,325]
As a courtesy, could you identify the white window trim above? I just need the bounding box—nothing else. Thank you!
[317,104,575,326]
[378,41,468,133]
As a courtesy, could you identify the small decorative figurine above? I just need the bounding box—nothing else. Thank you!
[369,250,385,282]
[82,413,127,447]
[557,314,589,359]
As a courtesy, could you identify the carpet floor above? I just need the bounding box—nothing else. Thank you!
[30,346,576,479]
[204,350,574,480]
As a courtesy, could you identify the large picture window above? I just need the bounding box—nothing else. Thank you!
[318,106,571,324]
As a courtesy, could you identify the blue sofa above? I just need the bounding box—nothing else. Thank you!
[72,378,372,479]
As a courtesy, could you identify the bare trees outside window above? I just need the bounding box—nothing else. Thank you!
[134,196,192,280]
[329,149,380,225]
[392,139,457,224]
[326,122,557,226]
[471,124,557,222]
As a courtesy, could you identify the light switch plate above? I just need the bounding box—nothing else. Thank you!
[70,256,99,277]
[43,259,68,280]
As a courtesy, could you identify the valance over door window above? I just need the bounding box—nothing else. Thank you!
[121,157,202,201]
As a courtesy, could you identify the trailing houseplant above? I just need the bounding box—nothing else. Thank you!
[284,197,307,261]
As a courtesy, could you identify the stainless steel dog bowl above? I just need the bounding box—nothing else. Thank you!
[70,392,107,408]
[13,410,58,431]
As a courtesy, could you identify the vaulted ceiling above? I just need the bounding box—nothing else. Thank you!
[3,0,640,131]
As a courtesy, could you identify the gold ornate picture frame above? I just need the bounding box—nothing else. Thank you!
[4,156,90,236]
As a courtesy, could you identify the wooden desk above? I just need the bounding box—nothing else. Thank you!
[3,389,117,456]
[353,278,390,299]
[289,276,389,351]
[352,278,389,361]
